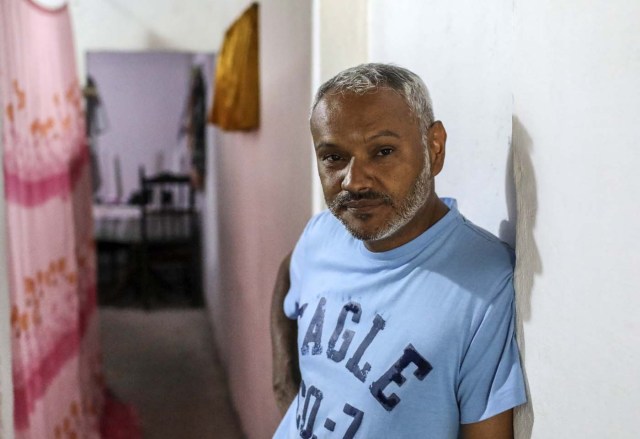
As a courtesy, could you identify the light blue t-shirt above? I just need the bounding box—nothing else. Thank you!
[274,198,526,439]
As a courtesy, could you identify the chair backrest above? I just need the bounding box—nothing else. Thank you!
[138,167,197,245]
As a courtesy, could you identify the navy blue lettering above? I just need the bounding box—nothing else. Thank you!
[296,380,306,429]
[326,301,362,363]
[299,386,323,439]
[342,403,364,439]
[369,344,433,411]
[296,303,308,319]
[323,418,335,432]
[346,314,386,382]
[301,298,326,355]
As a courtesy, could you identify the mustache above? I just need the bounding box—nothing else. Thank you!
[329,190,394,209]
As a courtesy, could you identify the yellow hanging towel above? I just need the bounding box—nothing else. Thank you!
[208,2,260,131]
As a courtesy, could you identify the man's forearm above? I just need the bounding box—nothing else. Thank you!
[270,252,301,415]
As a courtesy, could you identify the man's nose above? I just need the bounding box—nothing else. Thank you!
[341,158,372,192]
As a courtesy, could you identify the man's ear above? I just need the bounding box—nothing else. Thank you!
[427,121,446,176]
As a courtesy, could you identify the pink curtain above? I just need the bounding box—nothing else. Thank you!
[0,1,105,437]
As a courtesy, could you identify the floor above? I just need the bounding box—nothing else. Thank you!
[100,308,245,439]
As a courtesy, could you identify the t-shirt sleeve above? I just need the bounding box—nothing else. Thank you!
[283,244,303,319]
[283,214,318,319]
[457,272,527,423]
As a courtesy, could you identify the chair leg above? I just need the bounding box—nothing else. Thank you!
[109,248,117,285]
[138,245,152,309]
[189,245,202,307]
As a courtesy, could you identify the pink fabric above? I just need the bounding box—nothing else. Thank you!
[4,145,88,207]
[0,1,127,437]
[101,392,141,439]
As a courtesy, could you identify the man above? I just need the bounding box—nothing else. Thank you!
[271,63,526,438]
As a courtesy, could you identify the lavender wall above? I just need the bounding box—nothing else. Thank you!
[87,51,213,202]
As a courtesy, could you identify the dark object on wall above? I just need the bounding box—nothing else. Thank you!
[84,75,108,137]
[83,75,108,193]
[180,66,207,190]
[208,2,260,131]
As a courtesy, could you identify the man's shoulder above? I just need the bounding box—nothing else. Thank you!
[430,199,514,273]
[455,215,515,266]
[436,213,516,294]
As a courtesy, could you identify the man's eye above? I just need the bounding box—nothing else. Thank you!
[323,154,342,162]
[377,147,394,156]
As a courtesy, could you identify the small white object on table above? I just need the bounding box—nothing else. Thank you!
[93,204,142,243]
[93,204,192,243]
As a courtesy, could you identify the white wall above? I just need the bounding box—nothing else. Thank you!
[317,0,368,82]
[69,0,238,79]
[513,0,640,436]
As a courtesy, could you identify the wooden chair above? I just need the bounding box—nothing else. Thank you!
[138,167,202,307]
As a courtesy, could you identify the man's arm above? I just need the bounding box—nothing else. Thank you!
[460,409,514,439]
[270,252,301,415]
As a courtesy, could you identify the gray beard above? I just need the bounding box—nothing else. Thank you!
[328,154,433,242]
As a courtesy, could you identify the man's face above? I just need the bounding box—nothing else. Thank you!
[310,88,441,248]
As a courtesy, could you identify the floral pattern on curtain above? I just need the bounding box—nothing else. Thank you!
[0,0,104,437]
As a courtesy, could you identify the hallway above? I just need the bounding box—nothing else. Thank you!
[100,309,245,439]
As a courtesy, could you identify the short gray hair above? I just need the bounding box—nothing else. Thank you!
[311,63,435,146]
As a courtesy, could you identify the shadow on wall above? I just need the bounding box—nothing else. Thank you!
[501,116,541,439]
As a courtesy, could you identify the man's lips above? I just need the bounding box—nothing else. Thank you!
[330,191,393,214]
[341,199,386,211]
